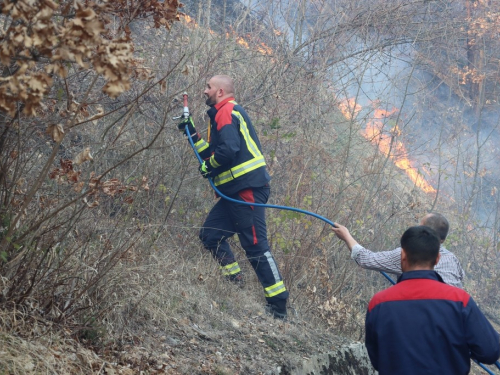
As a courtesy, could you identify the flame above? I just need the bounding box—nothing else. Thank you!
[339,98,362,120]
[181,16,274,57]
[236,35,273,55]
[257,42,273,55]
[364,104,436,194]
[340,98,436,194]
[236,37,250,49]
[181,14,198,27]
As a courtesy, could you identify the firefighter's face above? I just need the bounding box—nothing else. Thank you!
[204,79,220,106]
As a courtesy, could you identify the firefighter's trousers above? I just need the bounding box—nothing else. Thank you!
[199,185,288,305]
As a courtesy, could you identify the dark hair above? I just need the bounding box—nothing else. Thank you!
[422,213,449,241]
[400,226,440,267]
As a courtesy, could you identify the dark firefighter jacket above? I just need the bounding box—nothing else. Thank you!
[193,97,270,196]
[365,270,500,375]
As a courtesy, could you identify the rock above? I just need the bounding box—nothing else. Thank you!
[278,343,376,375]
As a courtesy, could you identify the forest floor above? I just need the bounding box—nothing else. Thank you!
[1,277,357,375]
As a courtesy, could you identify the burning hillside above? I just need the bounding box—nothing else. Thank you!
[340,98,436,194]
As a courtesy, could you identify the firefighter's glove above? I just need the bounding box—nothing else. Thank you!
[199,161,213,178]
[178,116,199,142]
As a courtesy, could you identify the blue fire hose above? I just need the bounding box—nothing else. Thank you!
[182,113,500,374]
[475,360,497,375]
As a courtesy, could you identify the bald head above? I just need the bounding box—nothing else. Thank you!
[212,75,235,96]
[204,75,235,106]
[420,213,449,242]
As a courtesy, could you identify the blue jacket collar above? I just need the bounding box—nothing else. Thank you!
[397,270,445,284]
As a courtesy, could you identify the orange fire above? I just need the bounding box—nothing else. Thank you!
[256,42,273,56]
[340,98,436,194]
[339,98,362,120]
[364,104,436,194]
[181,14,198,27]
[182,15,274,57]
[236,35,273,56]
[236,37,250,49]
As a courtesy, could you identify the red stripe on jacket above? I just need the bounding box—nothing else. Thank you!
[368,278,470,312]
[214,97,235,131]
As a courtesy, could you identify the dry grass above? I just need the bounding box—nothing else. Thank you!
[0,310,101,374]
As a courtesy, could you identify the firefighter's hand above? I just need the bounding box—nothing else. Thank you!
[178,116,198,140]
[199,161,213,178]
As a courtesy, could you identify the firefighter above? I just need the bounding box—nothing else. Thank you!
[178,75,289,319]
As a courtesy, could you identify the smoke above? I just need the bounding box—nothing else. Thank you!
[332,40,500,224]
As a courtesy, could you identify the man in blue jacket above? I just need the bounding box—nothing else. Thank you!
[365,225,499,375]
[178,75,288,319]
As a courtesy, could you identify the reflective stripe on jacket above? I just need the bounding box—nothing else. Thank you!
[197,97,270,195]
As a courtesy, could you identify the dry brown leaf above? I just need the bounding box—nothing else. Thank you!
[102,179,120,187]
[60,159,73,173]
[74,182,84,193]
[67,170,81,183]
[47,124,65,142]
[103,80,129,99]
[74,147,94,165]
[69,100,79,112]
[135,67,152,80]
[80,105,89,117]
[142,176,149,191]
[101,179,125,196]
[0,0,182,120]
[88,106,104,125]
[84,197,99,208]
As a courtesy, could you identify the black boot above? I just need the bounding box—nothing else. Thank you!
[265,299,287,320]
[226,272,244,287]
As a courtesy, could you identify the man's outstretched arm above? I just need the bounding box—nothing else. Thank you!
[331,223,359,250]
[332,223,402,275]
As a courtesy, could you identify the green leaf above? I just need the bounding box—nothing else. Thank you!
[270,118,280,130]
